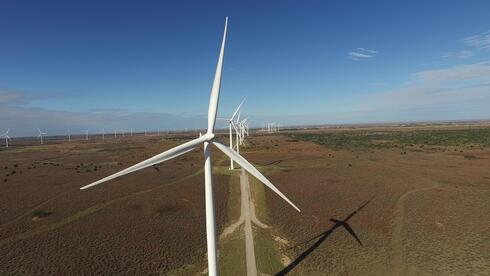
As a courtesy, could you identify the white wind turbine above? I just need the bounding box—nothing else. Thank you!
[37,128,46,145]
[236,117,248,146]
[67,129,71,143]
[240,117,249,142]
[79,17,300,276]
[85,129,89,141]
[220,98,245,170]
[102,128,105,140]
[1,129,11,148]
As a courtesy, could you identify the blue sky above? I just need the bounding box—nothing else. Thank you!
[1,0,490,136]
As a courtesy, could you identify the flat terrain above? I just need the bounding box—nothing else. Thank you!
[1,124,490,275]
[248,125,490,275]
[0,134,231,275]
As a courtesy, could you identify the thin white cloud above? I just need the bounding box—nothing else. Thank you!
[0,89,73,106]
[464,30,490,50]
[413,62,490,83]
[441,50,474,59]
[0,89,210,137]
[357,47,378,54]
[354,61,490,122]
[349,52,372,59]
[348,47,378,61]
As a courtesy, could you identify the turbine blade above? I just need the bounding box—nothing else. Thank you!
[80,136,207,190]
[231,98,246,121]
[236,110,241,123]
[207,17,228,134]
[212,140,300,212]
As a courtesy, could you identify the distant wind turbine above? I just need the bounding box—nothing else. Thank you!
[219,98,245,170]
[37,128,46,145]
[79,17,300,276]
[1,129,11,148]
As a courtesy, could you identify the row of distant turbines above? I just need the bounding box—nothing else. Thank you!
[219,98,251,170]
[263,122,280,134]
[0,127,154,147]
[0,128,119,147]
[2,113,288,150]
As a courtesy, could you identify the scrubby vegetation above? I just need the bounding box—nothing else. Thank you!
[290,128,490,150]
[32,210,52,219]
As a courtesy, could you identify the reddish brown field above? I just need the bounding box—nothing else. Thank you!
[1,126,490,275]
[243,130,490,275]
[0,135,231,275]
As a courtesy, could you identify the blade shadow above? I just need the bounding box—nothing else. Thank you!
[276,198,372,276]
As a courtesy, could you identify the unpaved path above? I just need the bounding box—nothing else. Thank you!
[219,167,272,275]
[390,183,440,275]
[241,168,258,276]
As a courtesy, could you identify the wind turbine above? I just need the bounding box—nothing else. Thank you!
[37,128,46,145]
[1,129,10,148]
[240,118,249,143]
[85,129,89,141]
[67,129,71,143]
[220,98,245,170]
[102,128,105,140]
[79,17,300,276]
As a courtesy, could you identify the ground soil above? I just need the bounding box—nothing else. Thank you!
[1,125,489,275]
[242,128,490,275]
[0,134,231,275]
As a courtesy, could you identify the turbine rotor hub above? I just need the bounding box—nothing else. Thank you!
[204,133,215,141]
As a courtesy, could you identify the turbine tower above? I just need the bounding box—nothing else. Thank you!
[1,129,10,148]
[37,128,46,145]
[79,18,300,276]
[235,110,242,154]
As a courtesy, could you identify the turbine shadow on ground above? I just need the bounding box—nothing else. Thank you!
[276,198,373,276]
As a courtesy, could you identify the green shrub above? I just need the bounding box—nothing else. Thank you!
[32,210,51,218]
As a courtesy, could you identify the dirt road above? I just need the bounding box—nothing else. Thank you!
[241,168,258,276]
